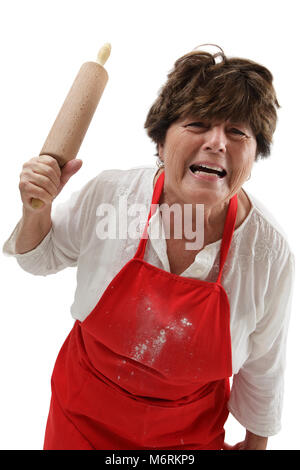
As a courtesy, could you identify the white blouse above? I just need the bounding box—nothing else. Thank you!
[3,165,295,438]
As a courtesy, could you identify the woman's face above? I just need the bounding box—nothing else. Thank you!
[158,115,257,207]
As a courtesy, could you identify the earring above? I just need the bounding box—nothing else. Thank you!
[156,157,165,168]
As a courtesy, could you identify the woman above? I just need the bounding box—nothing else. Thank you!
[3,45,294,450]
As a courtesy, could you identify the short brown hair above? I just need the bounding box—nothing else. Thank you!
[144,47,280,160]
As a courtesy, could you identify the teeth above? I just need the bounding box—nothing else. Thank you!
[190,163,226,178]
[199,164,224,172]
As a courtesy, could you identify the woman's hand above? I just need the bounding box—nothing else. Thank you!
[223,441,245,450]
[223,430,268,450]
[15,155,83,254]
[19,155,82,212]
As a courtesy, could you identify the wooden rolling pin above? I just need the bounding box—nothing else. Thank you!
[31,43,111,209]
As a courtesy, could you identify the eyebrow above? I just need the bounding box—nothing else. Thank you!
[228,121,247,127]
[187,118,248,128]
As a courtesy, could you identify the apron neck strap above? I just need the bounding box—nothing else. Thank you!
[134,170,165,260]
[134,170,238,285]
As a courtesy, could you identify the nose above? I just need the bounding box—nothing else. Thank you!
[202,125,227,153]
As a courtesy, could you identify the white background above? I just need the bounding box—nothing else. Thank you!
[0,0,299,450]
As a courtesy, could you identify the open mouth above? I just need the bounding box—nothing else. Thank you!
[189,163,227,178]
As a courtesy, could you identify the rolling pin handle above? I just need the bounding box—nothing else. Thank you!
[31,198,45,209]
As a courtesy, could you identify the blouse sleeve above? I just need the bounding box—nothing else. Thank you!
[227,246,295,437]
[2,173,100,276]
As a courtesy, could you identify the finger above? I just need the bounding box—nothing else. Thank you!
[223,441,245,451]
[37,154,61,173]
[22,159,61,188]
[19,180,54,206]
[56,160,83,195]
[25,171,59,198]
[59,159,82,185]
[34,162,60,186]
[32,162,61,187]
[26,154,61,176]
[222,442,234,450]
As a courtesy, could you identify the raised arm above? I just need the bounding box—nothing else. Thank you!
[15,154,82,254]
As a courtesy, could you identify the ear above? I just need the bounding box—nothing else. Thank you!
[158,143,164,160]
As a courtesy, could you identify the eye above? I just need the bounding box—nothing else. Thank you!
[230,128,246,136]
[185,122,207,128]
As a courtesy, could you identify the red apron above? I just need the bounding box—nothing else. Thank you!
[44,170,237,450]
